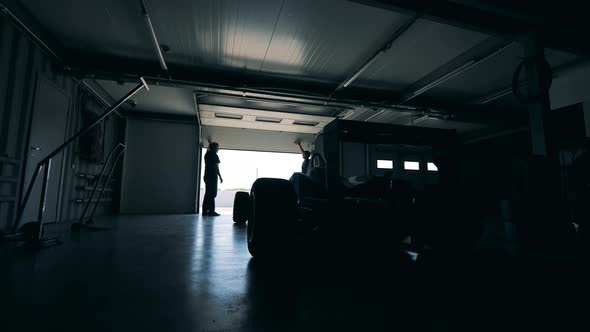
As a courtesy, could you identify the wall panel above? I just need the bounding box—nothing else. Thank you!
[0,14,124,232]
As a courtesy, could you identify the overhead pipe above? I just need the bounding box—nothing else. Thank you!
[139,0,168,72]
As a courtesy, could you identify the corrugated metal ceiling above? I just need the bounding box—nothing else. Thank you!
[418,45,579,103]
[351,19,490,91]
[8,0,585,135]
[143,0,407,82]
[19,0,154,61]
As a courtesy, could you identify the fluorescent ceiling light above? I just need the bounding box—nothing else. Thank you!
[293,120,319,126]
[255,117,282,123]
[427,162,438,171]
[215,113,243,120]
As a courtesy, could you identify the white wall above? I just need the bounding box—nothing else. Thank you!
[121,118,199,214]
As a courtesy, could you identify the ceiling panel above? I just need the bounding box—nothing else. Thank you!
[144,0,405,82]
[364,110,485,133]
[19,0,154,60]
[259,0,407,80]
[419,44,580,103]
[95,80,196,116]
[144,0,282,70]
[351,19,489,91]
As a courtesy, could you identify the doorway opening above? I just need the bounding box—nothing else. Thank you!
[198,149,302,212]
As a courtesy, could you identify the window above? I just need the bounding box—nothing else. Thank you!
[377,160,393,169]
[427,162,438,171]
[404,161,420,170]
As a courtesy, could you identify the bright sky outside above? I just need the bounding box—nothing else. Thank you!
[200,148,303,191]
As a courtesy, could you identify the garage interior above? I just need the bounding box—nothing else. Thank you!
[1,0,590,331]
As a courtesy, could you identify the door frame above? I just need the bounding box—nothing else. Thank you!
[20,74,70,224]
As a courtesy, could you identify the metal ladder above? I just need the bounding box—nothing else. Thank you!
[71,143,126,230]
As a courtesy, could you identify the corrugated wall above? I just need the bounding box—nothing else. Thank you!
[0,14,124,233]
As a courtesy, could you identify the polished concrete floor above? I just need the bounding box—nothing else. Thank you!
[2,211,590,331]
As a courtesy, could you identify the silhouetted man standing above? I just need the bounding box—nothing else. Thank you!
[203,141,223,216]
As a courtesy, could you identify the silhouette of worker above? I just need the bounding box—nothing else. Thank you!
[295,141,311,174]
[203,140,223,216]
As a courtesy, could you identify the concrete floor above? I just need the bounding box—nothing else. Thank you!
[2,211,590,331]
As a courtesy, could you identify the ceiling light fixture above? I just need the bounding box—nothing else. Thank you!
[293,120,319,126]
[255,117,282,123]
[215,113,243,120]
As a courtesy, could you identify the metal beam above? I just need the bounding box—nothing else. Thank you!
[69,54,447,113]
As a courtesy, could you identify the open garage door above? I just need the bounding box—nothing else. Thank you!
[198,148,302,210]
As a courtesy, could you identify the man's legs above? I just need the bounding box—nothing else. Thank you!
[203,179,214,214]
[202,179,218,215]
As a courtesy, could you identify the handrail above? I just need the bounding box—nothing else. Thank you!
[77,143,125,224]
[88,147,126,221]
[12,78,149,241]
